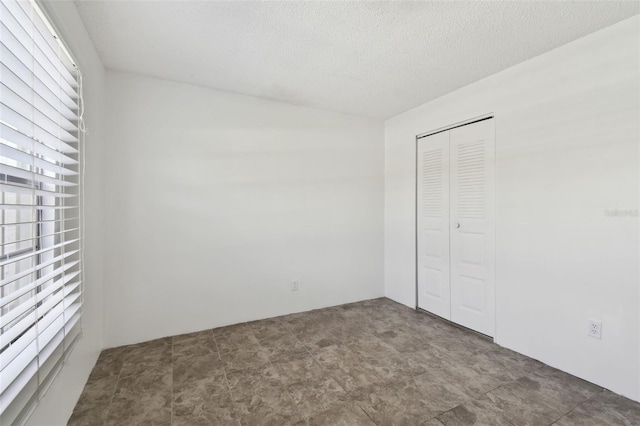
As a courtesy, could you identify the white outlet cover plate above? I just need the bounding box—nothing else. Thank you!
[588,320,602,339]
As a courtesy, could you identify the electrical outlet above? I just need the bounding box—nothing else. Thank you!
[588,320,602,339]
[292,280,299,291]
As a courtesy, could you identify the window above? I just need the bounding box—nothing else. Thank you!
[0,0,83,423]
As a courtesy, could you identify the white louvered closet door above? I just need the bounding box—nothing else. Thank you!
[449,119,495,336]
[416,131,450,319]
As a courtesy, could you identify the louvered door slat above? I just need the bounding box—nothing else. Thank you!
[449,118,495,337]
[416,131,451,319]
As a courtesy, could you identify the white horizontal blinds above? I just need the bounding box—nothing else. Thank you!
[0,0,82,424]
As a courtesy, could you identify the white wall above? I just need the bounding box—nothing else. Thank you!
[384,16,640,401]
[103,71,385,347]
[25,1,106,425]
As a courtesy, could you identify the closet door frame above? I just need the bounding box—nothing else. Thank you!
[415,113,496,339]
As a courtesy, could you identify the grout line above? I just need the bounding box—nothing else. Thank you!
[279,315,329,422]
[102,352,124,426]
[358,404,380,426]
[170,338,174,426]
[549,388,605,425]
[257,328,308,422]
[212,331,247,425]
[213,332,234,402]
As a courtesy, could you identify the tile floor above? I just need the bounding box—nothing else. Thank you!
[69,298,640,425]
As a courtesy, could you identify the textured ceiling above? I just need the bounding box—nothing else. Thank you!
[74,0,640,119]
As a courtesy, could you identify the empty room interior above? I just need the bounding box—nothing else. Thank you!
[1,0,640,425]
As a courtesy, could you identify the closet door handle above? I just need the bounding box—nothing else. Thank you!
[456,223,461,229]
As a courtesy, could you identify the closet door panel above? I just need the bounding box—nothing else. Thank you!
[449,119,495,336]
[417,131,451,319]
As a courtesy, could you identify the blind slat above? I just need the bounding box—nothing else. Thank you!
[0,98,78,148]
[0,42,79,118]
[0,291,81,378]
[0,204,77,210]
[1,81,78,138]
[0,182,77,199]
[0,294,81,397]
[29,3,77,85]
[0,217,79,228]
[1,227,79,248]
[0,250,79,288]
[1,140,79,174]
[0,327,37,379]
[0,238,79,268]
[1,118,79,156]
[0,0,82,420]
[0,3,77,96]
[1,164,76,188]
[0,273,80,330]
[0,341,38,395]
[0,38,78,113]
[0,262,80,308]
[0,59,77,122]
[0,22,79,108]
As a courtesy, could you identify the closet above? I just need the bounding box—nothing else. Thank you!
[416,117,495,337]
